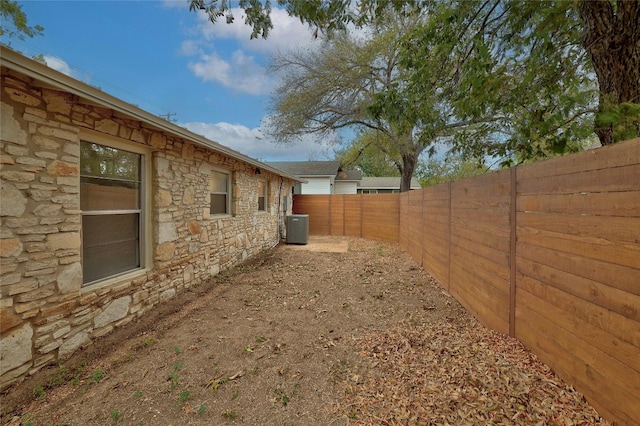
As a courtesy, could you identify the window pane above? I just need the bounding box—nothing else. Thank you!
[210,193,227,215]
[81,177,139,210]
[258,181,266,211]
[210,171,228,193]
[82,214,140,284]
[81,141,140,181]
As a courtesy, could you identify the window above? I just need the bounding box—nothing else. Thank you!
[257,180,267,211]
[80,141,144,285]
[210,170,230,215]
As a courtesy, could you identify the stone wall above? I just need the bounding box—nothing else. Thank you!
[0,67,295,389]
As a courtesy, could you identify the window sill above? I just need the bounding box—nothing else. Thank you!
[81,268,149,295]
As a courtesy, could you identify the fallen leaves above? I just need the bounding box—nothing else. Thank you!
[339,318,610,425]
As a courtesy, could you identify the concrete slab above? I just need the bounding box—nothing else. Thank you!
[283,236,349,253]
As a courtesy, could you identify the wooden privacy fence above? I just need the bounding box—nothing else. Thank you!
[292,137,640,426]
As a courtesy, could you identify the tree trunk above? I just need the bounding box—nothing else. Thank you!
[578,0,640,145]
[400,154,417,192]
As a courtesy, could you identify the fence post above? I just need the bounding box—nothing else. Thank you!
[509,167,517,338]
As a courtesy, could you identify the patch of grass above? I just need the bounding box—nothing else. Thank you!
[168,362,184,389]
[255,335,266,343]
[231,389,240,400]
[110,409,121,422]
[133,390,142,398]
[221,409,237,420]
[197,404,207,415]
[48,366,70,387]
[91,369,103,384]
[274,387,291,406]
[34,384,46,400]
[173,346,181,355]
[179,390,191,402]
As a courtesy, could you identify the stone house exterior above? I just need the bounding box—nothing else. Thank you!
[0,47,302,389]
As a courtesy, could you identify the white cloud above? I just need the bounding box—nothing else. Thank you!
[43,55,87,82]
[194,7,319,55]
[188,50,273,95]
[182,6,320,95]
[182,120,335,162]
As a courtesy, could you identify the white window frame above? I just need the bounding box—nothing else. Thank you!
[257,179,267,212]
[210,168,231,216]
[79,131,151,287]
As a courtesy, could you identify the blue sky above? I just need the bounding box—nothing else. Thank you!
[4,0,339,161]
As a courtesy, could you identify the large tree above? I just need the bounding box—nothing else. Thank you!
[267,13,493,191]
[191,0,640,148]
[267,17,430,192]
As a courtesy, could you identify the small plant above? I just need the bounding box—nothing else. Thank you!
[179,390,191,402]
[168,362,184,389]
[21,414,35,426]
[34,384,46,399]
[133,390,142,398]
[274,387,290,406]
[111,409,121,422]
[231,389,240,400]
[173,346,181,355]
[48,366,70,387]
[197,404,207,415]
[255,335,266,343]
[222,409,237,420]
[92,368,103,383]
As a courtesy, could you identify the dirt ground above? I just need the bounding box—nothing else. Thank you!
[1,237,609,425]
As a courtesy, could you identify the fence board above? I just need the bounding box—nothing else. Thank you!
[518,211,640,243]
[517,137,640,180]
[517,191,640,217]
[518,163,638,195]
[517,241,640,297]
[518,226,640,269]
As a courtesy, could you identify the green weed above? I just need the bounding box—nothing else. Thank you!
[222,409,237,420]
[111,409,121,422]
[179,390,191,402]
[92,369,103,383]
[197,404,207,415]
[33,384,45,400]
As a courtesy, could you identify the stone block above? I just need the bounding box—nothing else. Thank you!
[46,232,80,251]
[33,204,62,217]
[0,102,27,145]
[0,323,33,376]
[0,308,23,333]
[158,222,178,244]
[93,296,131,329]
[58,330,89,359]
[0,181,28,217]
[37,126,77,142]
[46,160,79,177]
[0,237,23,258]
[56,262,82,294]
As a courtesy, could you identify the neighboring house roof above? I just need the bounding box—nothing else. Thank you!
[359,177,422,190]
[267,161,341,176]
[335,168,362,181]
[0,46,305,184]
[266,161,361,181]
